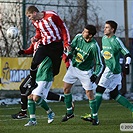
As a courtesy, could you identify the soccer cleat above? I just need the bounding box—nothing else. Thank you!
[81,113,92,122]
[81,113,99,125]
[11,111,28,119]
[61,113,74,122]
[24,120,37,126]
[92,119,99,125]
[48,111,55,124]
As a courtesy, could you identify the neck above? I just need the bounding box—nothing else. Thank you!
[36,12,44,20]
[106,33,114,38]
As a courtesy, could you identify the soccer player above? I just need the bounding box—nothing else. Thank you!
[24,56,55,126]
[11,40,66,119]
[25,5,70,89]
[81,20,133,123]
[61,25,103,125]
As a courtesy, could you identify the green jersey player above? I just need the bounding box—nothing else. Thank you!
[61,25,103,125]
[81,20,133,124]
[24,57,55,126]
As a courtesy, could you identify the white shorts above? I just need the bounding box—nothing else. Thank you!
[32,81,53,99]
[63,64,95,90]
[98,67,122,91]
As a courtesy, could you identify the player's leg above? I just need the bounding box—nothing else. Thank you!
[85,89,99,125]
[32,81,55,124]
[110,86,133,112]
[47,91,64,102]
[95,85,106,111]
[47,41,63,76]
[61,82,74,122]
[30,44,48,87]
[11,75,31,119]
[61,66,76,122]
[24,94,37,126]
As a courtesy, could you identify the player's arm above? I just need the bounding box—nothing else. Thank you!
[18,43,34,55]
[117,37,131,74]
[90,43,104,82]
[52,13,71,48]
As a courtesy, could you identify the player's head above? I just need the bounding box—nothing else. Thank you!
[26,6,39,20]
[82,25,96,41]
[104,20,118,36]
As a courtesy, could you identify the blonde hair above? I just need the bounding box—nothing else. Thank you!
[26,6,39,14]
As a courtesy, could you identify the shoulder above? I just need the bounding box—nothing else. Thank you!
[45,10,58,16]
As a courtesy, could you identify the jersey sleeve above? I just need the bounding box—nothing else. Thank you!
[92,43,103,77]
[52,13,70,47]
[24,43,34,55]
[116,37,130,56]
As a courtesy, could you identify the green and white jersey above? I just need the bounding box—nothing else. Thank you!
[70,33,103,76]
[102,35,130,74]
[36,56,53,81]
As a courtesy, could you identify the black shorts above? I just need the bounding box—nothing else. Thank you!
[31,41,63,76]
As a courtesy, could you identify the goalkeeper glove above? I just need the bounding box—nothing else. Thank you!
[90,74,97,83]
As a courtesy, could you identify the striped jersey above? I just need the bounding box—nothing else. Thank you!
[102,35,130,74]
[33,11,70,47]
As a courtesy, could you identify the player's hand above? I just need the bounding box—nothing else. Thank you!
[18,49,24,55]
[124,64,130,75]
[90,74,97,83]
[64,45,71,53]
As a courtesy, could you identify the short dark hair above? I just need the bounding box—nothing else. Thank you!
[26,6,39,14]
[85,25,97,36]
[106,20,118,33]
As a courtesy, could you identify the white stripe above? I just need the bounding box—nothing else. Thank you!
[48,17,61,40]
[30,114,36,119]
[67,107,72,111]
[116,37,129,53]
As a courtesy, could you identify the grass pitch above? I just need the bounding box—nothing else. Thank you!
[0,100,132,133]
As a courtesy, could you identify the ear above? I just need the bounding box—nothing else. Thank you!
[89,34,92,38]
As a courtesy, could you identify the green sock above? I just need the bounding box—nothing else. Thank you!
[89,99,98,120]
[115,94,133,112]
[36,97,50,112]
[28,99,36,121]
[64,93,73,114]
[95,93,103,112]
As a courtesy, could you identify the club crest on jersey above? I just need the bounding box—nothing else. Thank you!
[103,51,112,60]
[75,53,84,62]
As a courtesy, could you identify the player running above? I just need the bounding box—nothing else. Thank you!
[81,20,133,123]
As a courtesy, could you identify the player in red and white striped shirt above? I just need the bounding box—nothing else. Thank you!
[25,6,71,89]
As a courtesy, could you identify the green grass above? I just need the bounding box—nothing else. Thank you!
[0,100,132,133]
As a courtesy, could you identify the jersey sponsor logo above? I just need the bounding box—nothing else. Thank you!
[75,53,84,62]
[103,51,112,60]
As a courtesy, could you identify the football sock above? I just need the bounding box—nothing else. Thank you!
[36,97,49,111]
[21,95,27,113]
[89,99,98,120]
[95,93,103,112]
[64,93,73,114]
[115,94,133,112]
[28,99,36,121]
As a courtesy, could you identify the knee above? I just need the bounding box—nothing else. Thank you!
[28,94,33,100]
[86,90,94,100]
[32,95,40,102]
[31,61,38,70]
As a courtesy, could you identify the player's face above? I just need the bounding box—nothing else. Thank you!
[104,24,114,36]
[82,28,90,39]
[82,28,92,42]
[26,12,37,21]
